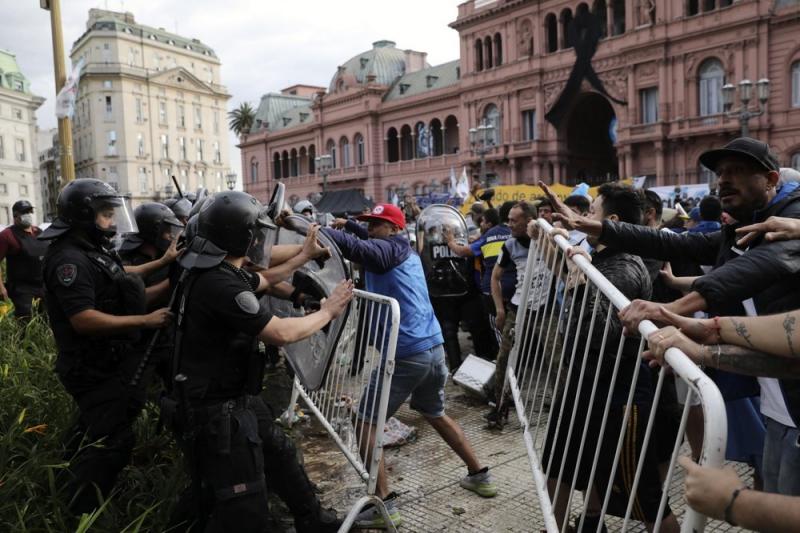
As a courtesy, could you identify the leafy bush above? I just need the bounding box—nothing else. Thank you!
[0,309,187,532]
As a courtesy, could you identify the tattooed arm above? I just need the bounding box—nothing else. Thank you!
[654,307,800,360]
[720,314,800,359]
[645,326,800,379]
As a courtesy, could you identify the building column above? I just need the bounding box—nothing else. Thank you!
[655,141,665,184]
[625,0,635,33]
[510,158,518,185]
[624,147,634,178]
[411,132,417,159]
[554,160,563,183]
[441,126,447,155]
[606,2,615,37]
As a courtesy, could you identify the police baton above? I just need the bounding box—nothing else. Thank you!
[129,270,187,388]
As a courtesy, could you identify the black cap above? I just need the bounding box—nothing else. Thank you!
[12,200,34,216]
[699,137,780,174]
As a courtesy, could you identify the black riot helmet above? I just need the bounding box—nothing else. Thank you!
[12,200,34,216]
[197,191,272,257]
[40,178,137,242]
[163,197,192,223]
[132,202,184,252]
[181,191,276,271]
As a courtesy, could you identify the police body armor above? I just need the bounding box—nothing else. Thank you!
[415,204,472,298]
[47,237,146,373]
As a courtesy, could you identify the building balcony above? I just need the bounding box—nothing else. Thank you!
[381,153,460,175]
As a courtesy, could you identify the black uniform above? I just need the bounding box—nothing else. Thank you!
[168,262,334,532]
[5,225,48,317]
[42,232,146,514]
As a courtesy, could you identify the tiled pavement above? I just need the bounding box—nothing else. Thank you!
[298,380,750,532]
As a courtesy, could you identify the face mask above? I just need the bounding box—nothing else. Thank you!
[19,214,34,227]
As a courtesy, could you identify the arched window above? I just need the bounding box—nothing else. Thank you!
[444,115,459,154]
[281,150,289,178]
[326,139,337,169]
[298,146,308,175]
[273,152,281,179]
[340,136,351,168]
[703,0,716,12]
[386,127,399,162]
[290,148,298,177]
[687,0,699,16]
[430,118,443,156]
[593,0,608,38]
[698,59,725,117]
[250,158,258,183]
[308,144,316,174]
[475,40,484,72]
[415,121,428,159]
[792,61,800,108]
[484,37,493,69]
[400,124,413,161]
[483,104,501,145]
[354,133,365,165]
[612,0,626,35]
[493,33,503,66]
[561,9,573,49]
[792,152,800,171]
[430,180,441,194]
[545,14,558,53]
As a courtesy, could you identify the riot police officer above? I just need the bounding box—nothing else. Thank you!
[119,202,184,293]
[39,178,173,514]
[0,200,49,318]
[164,196,192,225]
[167,190,352,532]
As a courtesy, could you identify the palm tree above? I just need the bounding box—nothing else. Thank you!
[228,102,256,136]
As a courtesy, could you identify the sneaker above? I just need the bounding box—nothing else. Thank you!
[460,467,498,498]
[354,493,402,529]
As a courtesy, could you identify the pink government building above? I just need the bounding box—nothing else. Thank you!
[240,0,800,208]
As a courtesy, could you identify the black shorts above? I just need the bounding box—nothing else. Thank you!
[542,376,671,523]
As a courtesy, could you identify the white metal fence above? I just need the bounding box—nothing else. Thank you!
[283,289,401,533]
[503,219,727,533]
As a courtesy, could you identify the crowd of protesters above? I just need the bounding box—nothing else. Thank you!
[5,135,800,531]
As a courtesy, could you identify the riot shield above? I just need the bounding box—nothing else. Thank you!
[415,204,472,298]
[263,214,351,390]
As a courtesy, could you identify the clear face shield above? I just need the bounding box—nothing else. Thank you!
[92,195,138,238]
[246,217,278,269]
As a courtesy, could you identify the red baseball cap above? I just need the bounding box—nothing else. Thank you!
[357,203,406,229]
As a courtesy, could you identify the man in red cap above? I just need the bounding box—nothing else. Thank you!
[326,204,497,528]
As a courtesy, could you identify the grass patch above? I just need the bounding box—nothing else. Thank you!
[0,308,187,532]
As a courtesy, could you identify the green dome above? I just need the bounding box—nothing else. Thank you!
[329,41,418,92]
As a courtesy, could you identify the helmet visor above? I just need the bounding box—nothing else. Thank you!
[91,195,138,236]
[246,215,278,269]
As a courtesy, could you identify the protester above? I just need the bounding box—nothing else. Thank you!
[535,197,554,224]
[486,201,544,428]
[325,204,497,528]
[539,137,800,496]
[542,183,678,533]
[0,200,48,318]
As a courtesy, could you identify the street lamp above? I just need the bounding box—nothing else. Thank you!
[315,154,333,193]
[722,77,770,138]
[469,119,496,187]
[225,171,237,191]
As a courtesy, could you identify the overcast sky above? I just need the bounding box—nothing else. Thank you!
[4,0,462,181]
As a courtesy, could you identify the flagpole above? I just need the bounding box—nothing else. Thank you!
[42,0,76,183]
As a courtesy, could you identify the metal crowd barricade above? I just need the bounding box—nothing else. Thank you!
[282,289,401,533]
[503,219,727,533]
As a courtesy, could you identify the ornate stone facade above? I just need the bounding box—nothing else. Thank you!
[242,0,800,206]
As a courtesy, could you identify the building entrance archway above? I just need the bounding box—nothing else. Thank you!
[563,92,619,185]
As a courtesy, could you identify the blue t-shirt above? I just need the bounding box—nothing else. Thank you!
[470,225,516,299]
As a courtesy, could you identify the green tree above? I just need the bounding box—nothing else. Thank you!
[228,102,256,136]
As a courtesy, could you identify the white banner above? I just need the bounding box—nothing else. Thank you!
[55,58,84,120]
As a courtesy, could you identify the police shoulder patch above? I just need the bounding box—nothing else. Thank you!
[57,264,78,287]
[234,291,260,314]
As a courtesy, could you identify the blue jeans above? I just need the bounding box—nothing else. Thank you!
[357,344,448,424]
[763,416,800,495]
